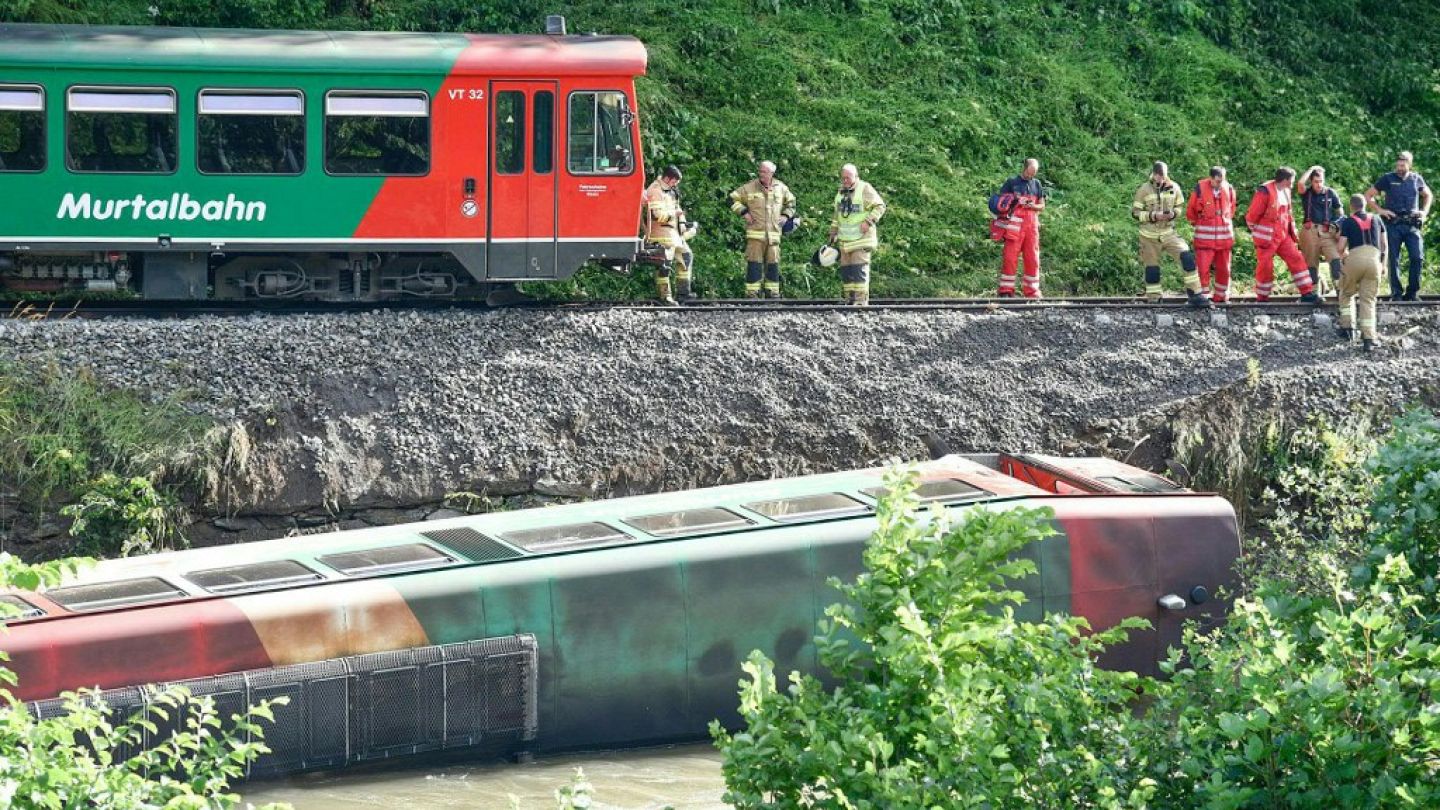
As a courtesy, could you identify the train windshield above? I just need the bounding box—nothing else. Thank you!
[567,91,633,174]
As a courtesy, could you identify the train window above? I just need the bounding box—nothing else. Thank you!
[0,85,45,173]
[318,543,455,576]
[862,479,988,504]
[65,88,178,174]
[187,560,324,594]
[499,522,630,554]
[0,594,45,621]
[324,91,429,176]
[494,90,525,175]
[1096,475,1181,493]
[46,577,187,612]
[533,91,554,174]
[567,91,634,175]
[198,90,305,176]
[744,493,869,522]
[622,507,754,538]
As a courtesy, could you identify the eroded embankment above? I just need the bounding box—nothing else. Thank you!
[1,305,1436,551]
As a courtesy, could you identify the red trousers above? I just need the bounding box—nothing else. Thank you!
[999,220,1041,297]
[1195,246,1232,301]
[1254,235,1315,299]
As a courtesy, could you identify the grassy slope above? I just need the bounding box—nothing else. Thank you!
[4,0,1439,298]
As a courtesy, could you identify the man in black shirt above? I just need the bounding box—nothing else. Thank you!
[1336,193,1388,351]
[1297,166,1343,296]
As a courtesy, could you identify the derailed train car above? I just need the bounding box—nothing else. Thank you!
[0,19,646,299]
[0,455,1239,776]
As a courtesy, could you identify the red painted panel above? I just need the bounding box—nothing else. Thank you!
[4,600,272,702]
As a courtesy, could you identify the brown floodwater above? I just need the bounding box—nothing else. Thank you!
[241,743,728,809]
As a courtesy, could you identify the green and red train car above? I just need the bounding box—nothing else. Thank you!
[0,454,1240,777]
[0,19,647,299]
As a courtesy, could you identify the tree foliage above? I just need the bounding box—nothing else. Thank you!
[718,410,1440,808]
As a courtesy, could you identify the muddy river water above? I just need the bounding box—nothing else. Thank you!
[242,743,728,809]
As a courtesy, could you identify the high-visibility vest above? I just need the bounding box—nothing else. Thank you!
[1187,178,1236,249]
[730,178,797,241]
[834,180,883,251]
[1246,180,1294,248]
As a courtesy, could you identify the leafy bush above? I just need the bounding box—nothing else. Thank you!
[1365,410,1440,594]
[712,475,1155,808]
[62,473,185,557]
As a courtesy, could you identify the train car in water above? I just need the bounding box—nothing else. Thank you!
[0,18,646,300]
[0,454,1240,777]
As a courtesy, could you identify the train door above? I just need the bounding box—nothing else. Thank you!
[487,81,558,279]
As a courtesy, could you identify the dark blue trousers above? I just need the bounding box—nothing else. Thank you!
[1388,220,1424,298]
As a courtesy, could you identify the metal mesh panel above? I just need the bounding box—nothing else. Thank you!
[23,635,536,780]
[421,527,524,563]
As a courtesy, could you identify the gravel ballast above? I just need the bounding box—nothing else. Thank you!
[2,305,1437,540]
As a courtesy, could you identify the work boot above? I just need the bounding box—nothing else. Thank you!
[997,289,1017,298]
[1298,291,1322,305]
[1144,291,1163,303]
[1336,326,1354,341]
[744,289,759,299]
[855,290,870,307]
[1362,338,1377,353]
[1187,291,1213,309]
[656,279,677,306]
[675,278,695,301]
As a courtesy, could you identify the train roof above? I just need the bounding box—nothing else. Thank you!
[0,23,648,76]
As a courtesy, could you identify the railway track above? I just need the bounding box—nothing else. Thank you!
[6,295,1439,320]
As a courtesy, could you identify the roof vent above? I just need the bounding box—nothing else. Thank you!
[545,15,567,36]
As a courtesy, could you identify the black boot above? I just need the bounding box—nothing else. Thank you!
[1298,291,1322,304]
[1336,326,1354,341]
[1362,338,1376,353]
[1187,291,1213,309]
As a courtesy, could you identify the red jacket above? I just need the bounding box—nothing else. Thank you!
[1186,178,1236,249]
[1245,180,1297,247]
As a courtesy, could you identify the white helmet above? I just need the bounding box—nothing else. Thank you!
[813,244,840,267]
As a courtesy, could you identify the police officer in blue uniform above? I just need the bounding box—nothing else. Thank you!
[1365,151,1433,300]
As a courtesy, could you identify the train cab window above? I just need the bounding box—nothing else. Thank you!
[66,88,178,174]
[47,577,186,612]
[0,594,45,621]
[324,91,429,176]
[863,479,988,505]
[744,493,869,522]
[622,507,753,538]
[318,543,455,576]
[187,560,323,594]
[494,91,525,175]
[567,91,634,174]
[499,522,630,554]
[533,91,554,174]
[0,86,45,172]
[198,90,305,175]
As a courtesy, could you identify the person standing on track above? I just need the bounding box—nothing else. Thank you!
[1245,166,1322,303]
[1185,165,1237,303]
[1132,161,1211,308]
[829,163,886,306]
[993,158,1046,298]
[1365,150,1432,301]
[1335,193,1388,352]
[1297,165,1344,298]
[729,160,798,299]
[643,164,692,305]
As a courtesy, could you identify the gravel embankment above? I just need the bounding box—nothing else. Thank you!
[2,305,1436,540]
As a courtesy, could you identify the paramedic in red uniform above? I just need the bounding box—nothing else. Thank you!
[1245,166,1322,303]
[1185,166,1237,303]
[995,158,1046,298]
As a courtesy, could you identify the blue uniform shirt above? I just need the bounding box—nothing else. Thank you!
[1372,171,1428,214]
[1338,213,1386,249]
[1299,188,1342,225]
[1000,175,1046,201]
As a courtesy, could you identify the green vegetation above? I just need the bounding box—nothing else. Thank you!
[0,362,210,556]
[4,1,1437,298]
[0,553,289,809]
[717,411,1440,808]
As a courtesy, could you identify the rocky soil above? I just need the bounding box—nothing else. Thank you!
[2,304,1437,548]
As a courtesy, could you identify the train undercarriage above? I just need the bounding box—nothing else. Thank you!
[0,249,494,301]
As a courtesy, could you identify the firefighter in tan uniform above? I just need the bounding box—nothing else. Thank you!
[1132,160,1211,308]
[828,163,886,306]
[643,164,694,305]
[729,160,798,298]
